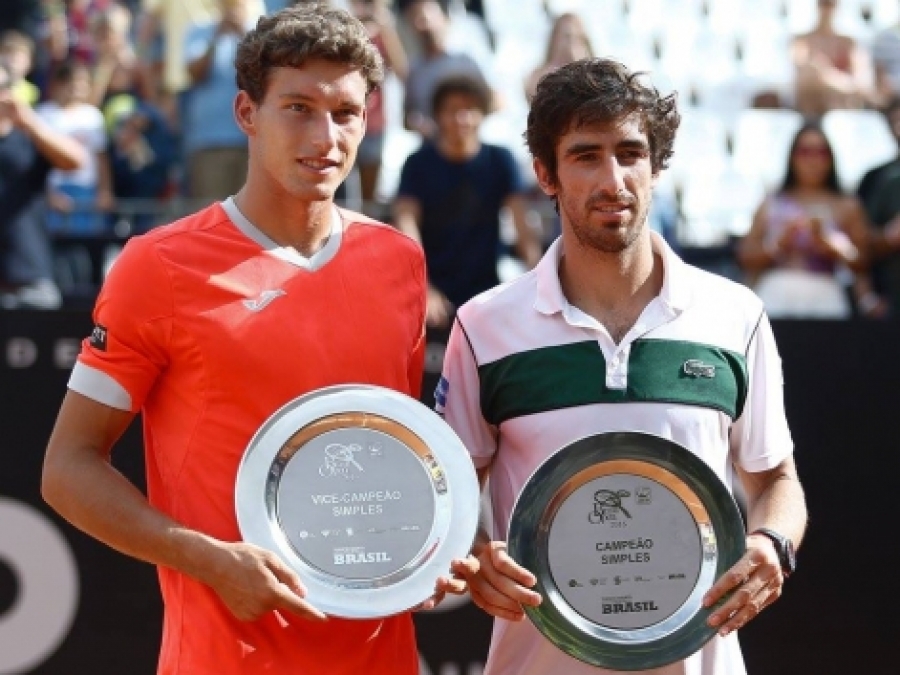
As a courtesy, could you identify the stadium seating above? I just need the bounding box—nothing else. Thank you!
[822,109,897,191]
[730,108,805,190]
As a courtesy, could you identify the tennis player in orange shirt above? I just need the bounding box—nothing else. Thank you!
[41,5,463,674]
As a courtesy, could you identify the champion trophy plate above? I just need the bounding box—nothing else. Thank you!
[507,432,745,671]
[235,384,480,618]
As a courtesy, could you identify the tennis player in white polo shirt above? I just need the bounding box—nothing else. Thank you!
[440,58,808,675]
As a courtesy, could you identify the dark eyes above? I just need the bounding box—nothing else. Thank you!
[573,150,648,163]
[286,104,360,121]
[333,109,360,121]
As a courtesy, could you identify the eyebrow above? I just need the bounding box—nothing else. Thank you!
[564,139,650,157]
[278,92,364,108]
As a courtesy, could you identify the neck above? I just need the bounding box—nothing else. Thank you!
[790,185,830,198]
[437,135,480,161]
[559,229,662,325]
[816,17,835,33]
[233,175,335,257]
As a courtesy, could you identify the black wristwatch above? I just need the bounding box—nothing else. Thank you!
[751,527,796,577]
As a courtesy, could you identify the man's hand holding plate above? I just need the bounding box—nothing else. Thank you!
[702,534,784,637]
[202,541,327,622]
[413,566,471,611]
[451,541,542,621]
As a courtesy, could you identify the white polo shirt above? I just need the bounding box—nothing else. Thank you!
[438,232,793,675]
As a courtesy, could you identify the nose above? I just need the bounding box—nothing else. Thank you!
[453,109,477,126]
[308,111,339,153]
[595,155,626,198]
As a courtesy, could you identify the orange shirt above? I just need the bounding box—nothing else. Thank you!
[70,201,426,675]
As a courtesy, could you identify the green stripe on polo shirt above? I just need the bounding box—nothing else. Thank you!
[478,338,748,425]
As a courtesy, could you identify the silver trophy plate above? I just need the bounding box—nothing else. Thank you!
[235,384,480,619]
[507,432,745,671]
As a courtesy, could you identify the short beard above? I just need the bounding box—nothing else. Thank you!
[560,190,651,255]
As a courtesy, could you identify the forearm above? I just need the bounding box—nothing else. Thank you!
[98,152,114,194]
[393,199,423,244]
[42,450,224,584]
[737,240,777,273]
[471,467,494,555]
[90,62,116,107]
[380,26,408,81]
[743,467,807,548]
[23,115,86,170]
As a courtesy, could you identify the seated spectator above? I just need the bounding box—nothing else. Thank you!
[0,58,86,309]
[349,0,408,210]
[857,97,900,313]
[524,12,593,103]
[738,122,877,318]
[792,0,880,118]
[402,0,495,137]
[0,30,39,105]
[37,60,113,233]
[394,75,541,327]
[183,0,254,202]
[89,3,150,108]
[873,8,900,101]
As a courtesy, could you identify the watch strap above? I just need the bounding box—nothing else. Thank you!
[751,527,795,577]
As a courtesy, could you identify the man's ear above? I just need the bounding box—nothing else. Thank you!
[234,90,257,137]
[533,157,558,198]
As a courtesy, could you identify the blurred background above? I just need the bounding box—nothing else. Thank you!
[2,0,900,318]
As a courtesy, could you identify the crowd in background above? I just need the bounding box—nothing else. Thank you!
[3,0,900,323]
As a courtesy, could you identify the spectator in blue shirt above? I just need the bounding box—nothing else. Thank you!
[394,75,540,327]
[183,0,253,202]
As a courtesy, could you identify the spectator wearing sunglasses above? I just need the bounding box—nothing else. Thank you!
[738,122,881,318]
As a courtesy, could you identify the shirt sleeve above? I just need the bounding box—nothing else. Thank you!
[437,318,498,469]
[730,312,794,472]
[68,235,173,412]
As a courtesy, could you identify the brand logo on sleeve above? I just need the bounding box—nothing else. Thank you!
[89,324,108,351]
[434,376,449,414]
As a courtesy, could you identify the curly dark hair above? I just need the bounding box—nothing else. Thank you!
[525,58,680,184]
[235,4,384,104]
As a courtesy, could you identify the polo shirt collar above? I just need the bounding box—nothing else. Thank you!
[533,230,692,317]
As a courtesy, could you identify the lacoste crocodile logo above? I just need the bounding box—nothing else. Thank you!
[683,359,716,378]
[242,289,286,312]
